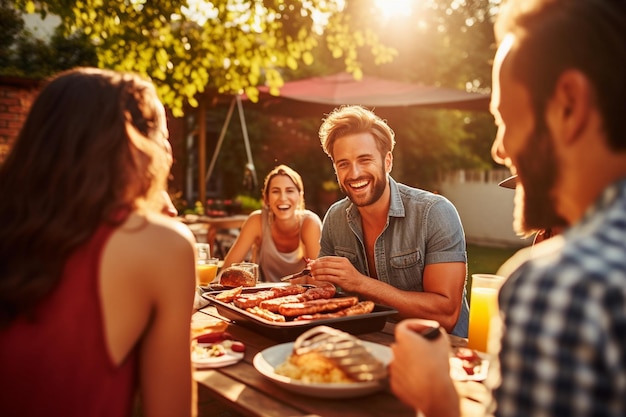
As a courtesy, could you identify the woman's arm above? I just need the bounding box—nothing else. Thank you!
[222,211,262,267]
[101,213,197,417]
[138,223,197,417]
[301,212,322,260]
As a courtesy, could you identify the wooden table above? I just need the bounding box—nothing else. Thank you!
[192,306,493,417]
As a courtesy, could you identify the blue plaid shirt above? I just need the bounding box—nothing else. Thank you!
[495,178,626,417]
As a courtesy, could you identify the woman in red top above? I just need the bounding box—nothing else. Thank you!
[0,68,196,417]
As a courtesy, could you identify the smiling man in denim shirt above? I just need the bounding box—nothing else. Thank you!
[309,105,469,337]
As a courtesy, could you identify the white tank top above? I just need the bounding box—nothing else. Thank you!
[257,209,308,282]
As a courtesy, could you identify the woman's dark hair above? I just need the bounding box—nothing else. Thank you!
[495,0,626,150]
[0,67,170,326]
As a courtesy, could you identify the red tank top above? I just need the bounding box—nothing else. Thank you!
[0,223,138,417]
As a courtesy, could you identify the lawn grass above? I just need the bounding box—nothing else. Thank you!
[467,243,519,277]
[465,243,520,302]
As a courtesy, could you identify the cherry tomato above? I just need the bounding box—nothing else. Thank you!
[230,341,246,352]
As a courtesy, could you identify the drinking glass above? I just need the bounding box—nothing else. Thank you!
[197,258,219,286]
[467,274,505,353]
[195,243,211,262]
[232,262,259,283]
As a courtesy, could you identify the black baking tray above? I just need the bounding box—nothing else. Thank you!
[200,285,398,341]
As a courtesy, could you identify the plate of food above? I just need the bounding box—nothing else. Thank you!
[191,332,246,369]
[253,326,392,398]
[449,347,490,381]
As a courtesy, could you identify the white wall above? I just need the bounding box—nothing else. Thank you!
[22,13,61,40]
[438,169,532,248]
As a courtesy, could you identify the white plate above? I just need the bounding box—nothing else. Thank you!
[192,342,244,369]
[449,352,490,382]
[253,341,392,399]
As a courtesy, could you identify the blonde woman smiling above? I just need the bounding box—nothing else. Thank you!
[223,165,322,282]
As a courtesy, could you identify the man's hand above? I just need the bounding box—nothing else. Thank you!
[309,256,367,292]
[390,319,460,417]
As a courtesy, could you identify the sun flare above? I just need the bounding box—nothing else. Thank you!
[374,0,413,19]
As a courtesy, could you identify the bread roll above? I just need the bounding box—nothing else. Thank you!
[219,267,256,287]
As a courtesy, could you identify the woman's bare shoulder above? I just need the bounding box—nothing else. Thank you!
[115,212,196,252]
[246,209,263,220]
[241,210,263,229]
[104,213,196,298]
[302,210,322,226]
[150,212,195,236]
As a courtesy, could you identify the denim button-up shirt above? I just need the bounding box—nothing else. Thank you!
[320,176,469,337]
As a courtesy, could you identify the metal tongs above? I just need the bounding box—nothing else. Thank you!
[280,258,313,282]
[279,268,311,282]
[293,326,388,382]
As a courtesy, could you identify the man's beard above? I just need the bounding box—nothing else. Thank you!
[513,121,568,236]
[338,166,387,208]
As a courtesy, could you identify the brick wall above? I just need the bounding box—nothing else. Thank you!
[0,75,185,194]
[0,77,41,164]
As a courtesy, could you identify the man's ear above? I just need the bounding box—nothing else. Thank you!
[385,151,393,173]
[547,69,592,145]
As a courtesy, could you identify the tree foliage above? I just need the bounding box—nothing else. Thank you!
[0,0,24,71]
[4,0,501,206]
[0,0,97,77]
[363,0,500,186]
[13,0,397,116]
[257,0,500,190]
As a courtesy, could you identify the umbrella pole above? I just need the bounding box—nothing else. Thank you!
[198,97,206,207]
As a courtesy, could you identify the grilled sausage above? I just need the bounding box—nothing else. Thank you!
[278,296,358,317]
[259,286,337,312]
[233,284,307,309]
[294,301,375,321]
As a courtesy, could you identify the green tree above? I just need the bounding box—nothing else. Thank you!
[368,0,499,186]
[14,0,397,116]
[0,1,97,77]
[6,0,500,205]
[0,0,25,74]
[266,0,500,190]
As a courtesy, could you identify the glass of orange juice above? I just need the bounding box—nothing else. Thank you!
[467,274,505,353]
[197,258,219,286]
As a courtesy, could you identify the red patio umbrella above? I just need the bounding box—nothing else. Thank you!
[250,72,490,116]
[196,72,490,204]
